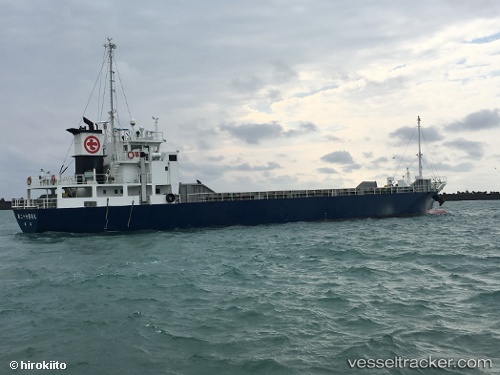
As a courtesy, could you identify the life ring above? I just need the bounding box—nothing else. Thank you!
[27,176,32,186]
[127,151,135,159]
[166,193,176,203]
[51,175,57,185]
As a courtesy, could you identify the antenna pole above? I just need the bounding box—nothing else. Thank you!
[106,38,117,156]
[152,116,159,135]
[417,115,423,179]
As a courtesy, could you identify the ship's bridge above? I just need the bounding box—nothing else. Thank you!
[105,127,165,164]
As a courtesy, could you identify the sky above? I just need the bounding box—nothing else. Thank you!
[1,0,500,199]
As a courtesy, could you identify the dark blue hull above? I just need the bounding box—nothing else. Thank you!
[13,192,436,233]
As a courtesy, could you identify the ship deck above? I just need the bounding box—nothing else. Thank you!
[185,185,435,203]
[12,184,439,210]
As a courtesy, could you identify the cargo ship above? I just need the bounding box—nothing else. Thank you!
[12,39,446,233]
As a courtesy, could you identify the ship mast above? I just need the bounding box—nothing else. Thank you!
[106,38,117,156]
[417,115,423,179]
[153,116,159,134]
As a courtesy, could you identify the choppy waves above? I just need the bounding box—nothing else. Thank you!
[0,201,499,374]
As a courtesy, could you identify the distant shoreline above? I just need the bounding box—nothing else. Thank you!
[441,192,500,201]
[1,192,499,210]
[0,200,11,210]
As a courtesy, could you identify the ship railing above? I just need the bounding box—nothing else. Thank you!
[11,198,34,209]
[116,130,164,142]
[28,176,61,188]
[114,151,143,162]
[432,176,447,190]
[186,185,425,203]
[108,173,153,184]
[56,173,109,185]
[35,178,51,187]
[34,197,58,209]
[434,176,447,183]
[11,197,57,209]
[52,173,152,185]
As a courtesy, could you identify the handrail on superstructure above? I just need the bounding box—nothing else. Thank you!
[27,172,154,187]
[12,197,56,209]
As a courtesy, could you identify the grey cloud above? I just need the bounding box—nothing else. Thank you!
[182,162,227,179]
[320,150,355,164]
[271,60,297,84]
[229,60,296,95]
[389,127,413,142]
[183,160,281,179]
[292,84,339,99]
[363,156,390,170]
[197,139,212,150]
[445,109,500,131]
[294,122,318,133]
[220,121,317,144]
[263,174,297,187]
[266,89,282,101]
[342,163,362,173]
[208,155,224,162]
[230,75,264,92]
[443,138,485,160]
[432,162,474,172]
[220,122,282,144]
[326,134,343,142]
[232,161,281,171]
[389,125,443,143]
[372,156,389,165]
[317,167,338,174]
[350,76,408,99]
[320,150,361,173]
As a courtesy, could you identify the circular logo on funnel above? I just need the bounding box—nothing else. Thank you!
[84,136,101,154]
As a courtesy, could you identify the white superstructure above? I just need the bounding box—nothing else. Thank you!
[14,39,181,210]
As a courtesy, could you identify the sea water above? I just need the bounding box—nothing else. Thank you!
[0,201,499,374]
